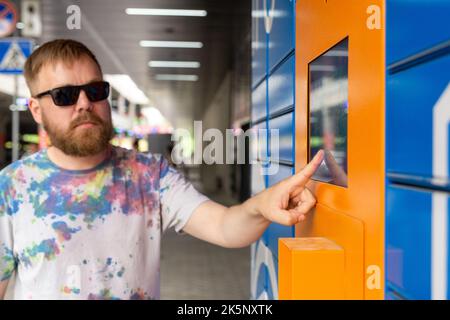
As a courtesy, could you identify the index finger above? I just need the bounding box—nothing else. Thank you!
[289,150,324,187]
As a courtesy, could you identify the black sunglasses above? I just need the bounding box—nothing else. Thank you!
[34,81,110,107]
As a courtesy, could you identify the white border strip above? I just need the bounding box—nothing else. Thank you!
[432,193,448,300]
[432,83,450,300]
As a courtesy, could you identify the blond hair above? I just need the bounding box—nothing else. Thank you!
[24,39,102,95]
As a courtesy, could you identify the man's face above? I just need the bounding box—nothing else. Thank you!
[31,56,114,157]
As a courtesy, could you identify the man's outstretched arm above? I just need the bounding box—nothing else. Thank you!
[183,150,324,248]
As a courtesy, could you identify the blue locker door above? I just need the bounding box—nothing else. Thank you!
[268,54,295,116]
[267,0,295,71]
[252,80,267,123]
[387,54,450,189]
[387,0,450,65]
[387,185,450,300]
[252,0,268,87]
[268,112,294,164]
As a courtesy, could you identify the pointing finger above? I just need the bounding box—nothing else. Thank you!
[289,150,324,187]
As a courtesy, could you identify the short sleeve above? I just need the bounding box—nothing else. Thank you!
[0,194,17,282]
[159,157,209,233]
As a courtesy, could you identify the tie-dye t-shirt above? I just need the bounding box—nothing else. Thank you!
[0,146,209,300]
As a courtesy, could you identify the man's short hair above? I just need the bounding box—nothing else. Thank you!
[24,39,102,95]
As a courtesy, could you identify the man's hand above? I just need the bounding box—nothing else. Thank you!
[253,150,324,226]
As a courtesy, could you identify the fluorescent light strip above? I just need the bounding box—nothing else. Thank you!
[126,8,207,17]
[155,74,199,81]
[104,74,149,105]
[149,61,200,68]
[140,41,203,48]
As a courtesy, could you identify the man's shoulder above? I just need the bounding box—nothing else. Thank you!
[0,150,45,181]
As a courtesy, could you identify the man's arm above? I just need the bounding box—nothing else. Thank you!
[0,280,9,299]
[183,150,324,248]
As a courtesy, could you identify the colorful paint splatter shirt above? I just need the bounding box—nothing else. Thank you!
[0,146,209,300]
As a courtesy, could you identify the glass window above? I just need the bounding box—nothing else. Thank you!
[308,38,348,187]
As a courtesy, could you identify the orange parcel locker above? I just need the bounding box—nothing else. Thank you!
[279,0,385,299]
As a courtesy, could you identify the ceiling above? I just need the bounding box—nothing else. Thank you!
[20,0,251,131]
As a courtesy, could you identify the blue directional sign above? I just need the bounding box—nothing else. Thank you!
[0,38,33,74]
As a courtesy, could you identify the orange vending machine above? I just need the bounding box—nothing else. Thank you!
[279,0,385,299]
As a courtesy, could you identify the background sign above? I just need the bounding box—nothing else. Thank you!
[0,38,33,74]
[0,0,17,38]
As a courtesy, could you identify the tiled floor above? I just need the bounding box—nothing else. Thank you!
[160,230,250,300]
[160,190,251,300]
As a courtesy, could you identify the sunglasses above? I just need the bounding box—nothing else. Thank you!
[34,81,110,107]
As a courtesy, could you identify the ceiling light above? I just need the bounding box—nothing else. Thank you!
[155,74,199,81]
[126,8,207,17]
[104,74,149,105]
[140,41,203,48]
[149,61,200,68]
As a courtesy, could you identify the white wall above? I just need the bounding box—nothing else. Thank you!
[200,72,233,198]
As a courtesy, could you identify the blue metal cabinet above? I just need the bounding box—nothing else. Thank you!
[251,80,267,123]
[386,53,450,188]
[386,185,450,299]
[267,0,295,71]
[268,54,295,116]
[268,112,294,164]
[387,0,450,65]
[252,0,267,87]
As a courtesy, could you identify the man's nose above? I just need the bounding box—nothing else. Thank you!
[74,89,93,112]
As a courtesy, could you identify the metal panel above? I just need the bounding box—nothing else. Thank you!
[267,0,294,70]
[268,54,294,116]
[252,0,267,87]
[387,54,450,188]
[256,121,268,161]
[251,80,267,123]
[386,185,433,299]
[269,112,294,163]
[387,0,450,65]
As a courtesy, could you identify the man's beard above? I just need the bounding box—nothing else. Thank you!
[42,111,115,157]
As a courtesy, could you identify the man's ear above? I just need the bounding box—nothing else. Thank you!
[28,97,43,125]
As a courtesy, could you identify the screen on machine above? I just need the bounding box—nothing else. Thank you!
[308,37,348,187]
